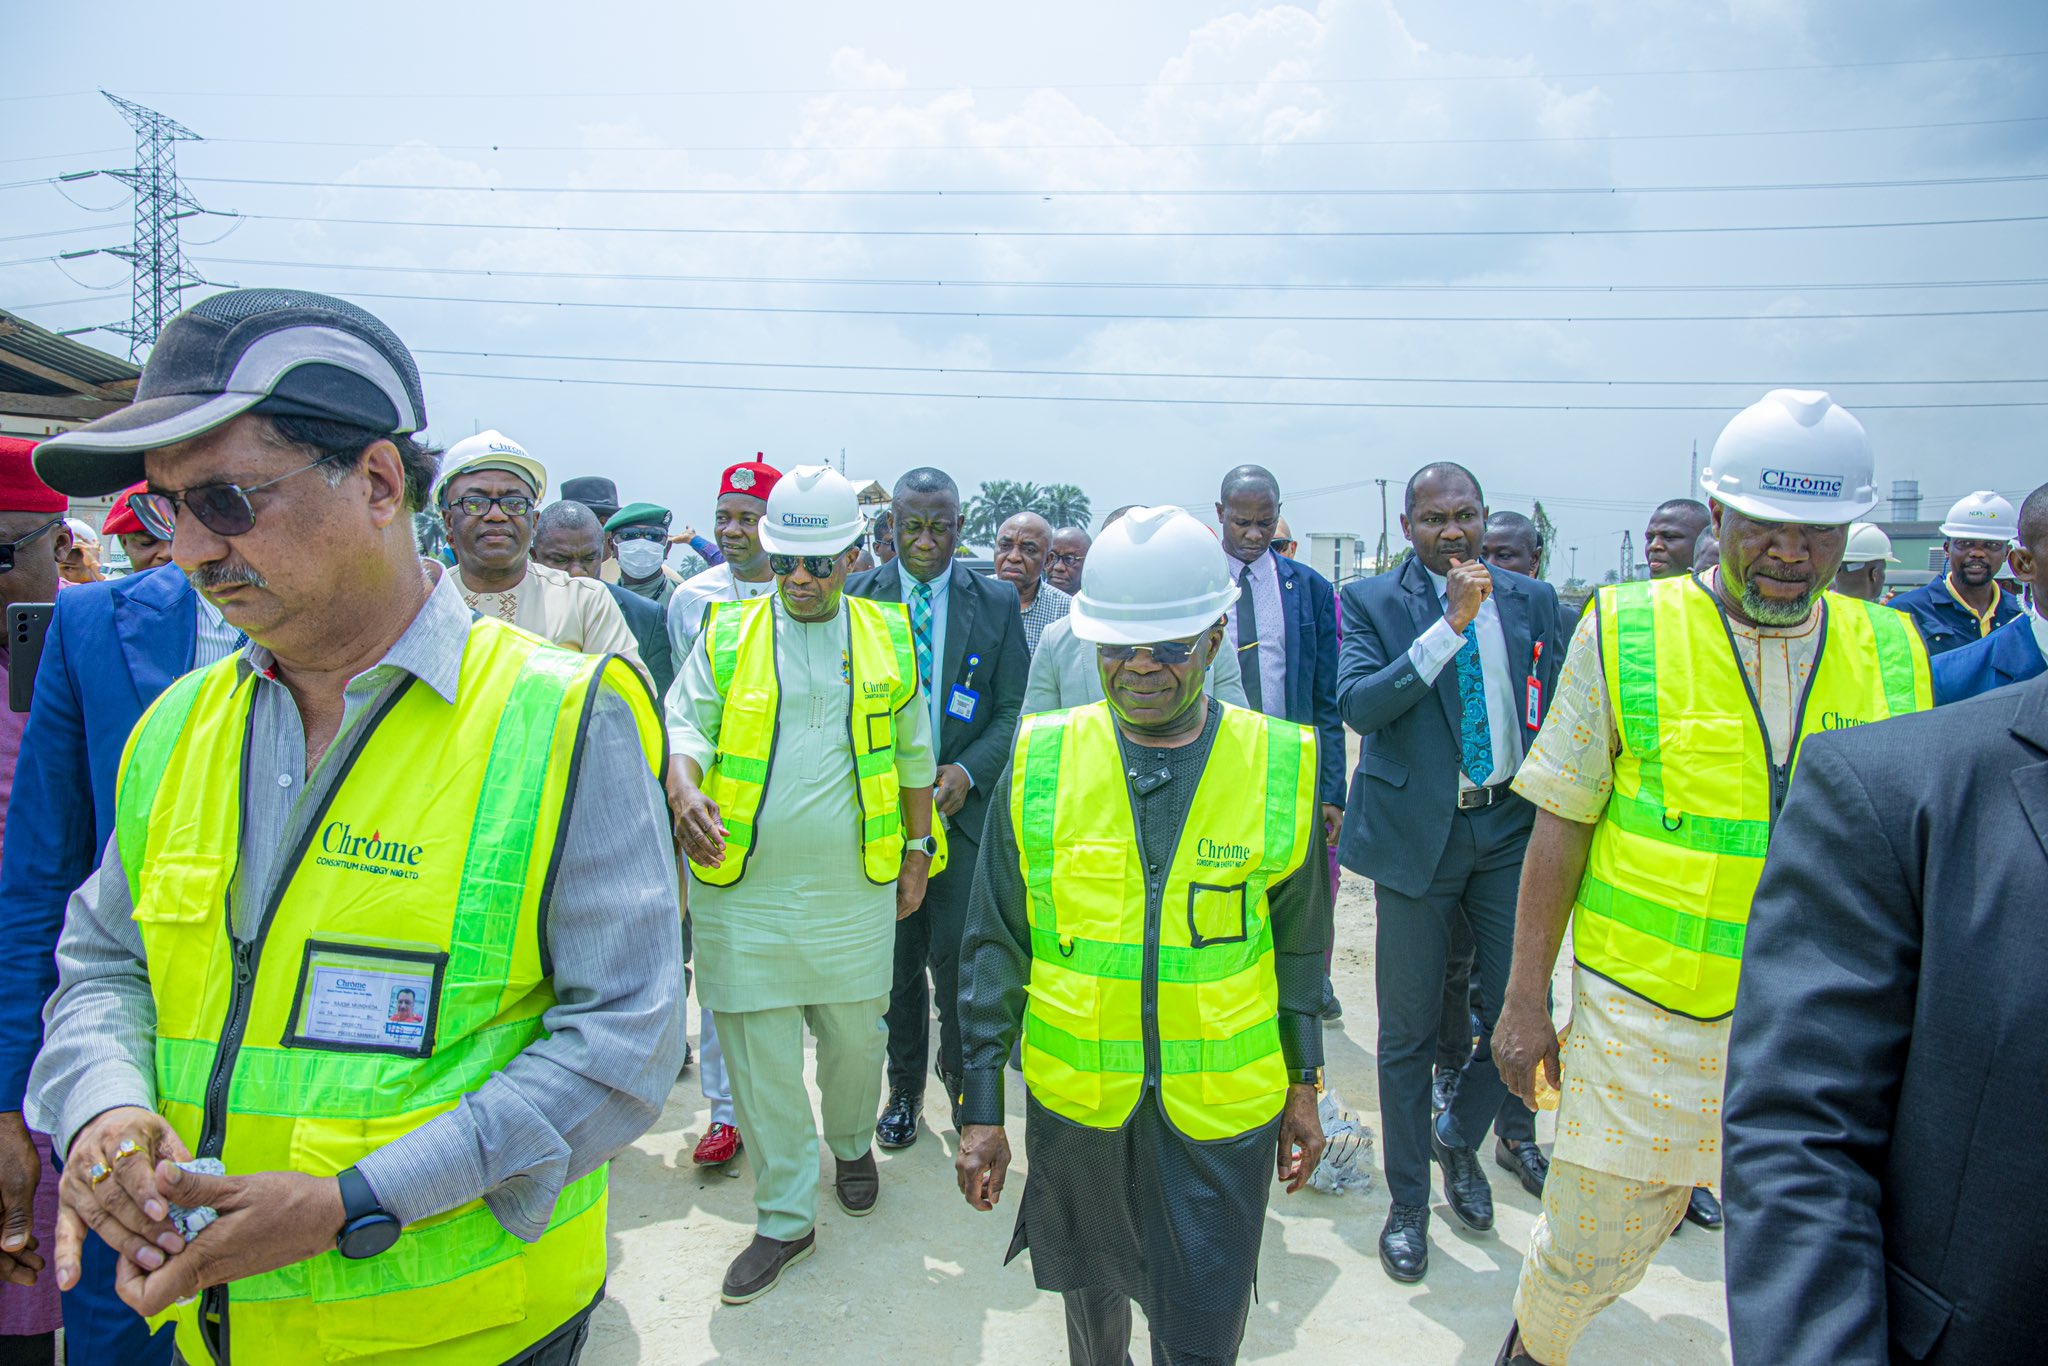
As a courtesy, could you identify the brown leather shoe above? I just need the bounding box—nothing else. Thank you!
[834,1151,879,1216]
[720,1231,816,1304]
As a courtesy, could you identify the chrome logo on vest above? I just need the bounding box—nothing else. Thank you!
[1757,468,1844,500]
[1819,711,1867,730]
[317,822,425,879]
[1195,837,1251,868]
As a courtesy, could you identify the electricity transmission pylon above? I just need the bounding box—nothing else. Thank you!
[101,91,206,358]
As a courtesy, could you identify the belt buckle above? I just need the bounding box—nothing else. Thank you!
[1459,785,1497,810]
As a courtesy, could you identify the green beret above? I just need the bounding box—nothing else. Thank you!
[604,501,672,532]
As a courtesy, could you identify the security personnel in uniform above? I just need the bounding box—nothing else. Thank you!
[25,289,681,1365]
[1489,390,1933,1365]
[955,506,1330,1366]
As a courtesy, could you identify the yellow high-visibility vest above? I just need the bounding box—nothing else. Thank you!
[1011,701,1316,1139]
[689,594,944,885]
[114,619,663,1364]
[1573,577,1931,1018]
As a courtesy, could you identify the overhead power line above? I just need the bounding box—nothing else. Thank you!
[194,254,2048,296]
[212,283,2048,324]
[411,345,2048,389]
[217,209,2048,239]
[179,171,2048,197]
[101,47,2048,96]
[417,367,2048,412]
[176,113,2048,153]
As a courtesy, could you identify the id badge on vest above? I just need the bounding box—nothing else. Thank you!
[285,938,448,1058]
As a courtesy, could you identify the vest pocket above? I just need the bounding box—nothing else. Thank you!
[306,1238,528,1360]
[132,854,231,924]
[1598,848,1717,992]
[1187,884,1249,947]
[1023,972,1104,1114]
[1048,841,1129,943]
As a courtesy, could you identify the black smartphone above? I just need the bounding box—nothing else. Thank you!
[8,603,53,713]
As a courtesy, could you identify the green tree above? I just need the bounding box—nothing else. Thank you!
[963,479,1042,546]
[1039,483,1092,530]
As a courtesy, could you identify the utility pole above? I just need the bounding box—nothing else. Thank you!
[1689,439,1698,501]
[1619,530,1636,583]
[102,91,206,359]
[1569,545,1579,582]
[1374,478,1390,573]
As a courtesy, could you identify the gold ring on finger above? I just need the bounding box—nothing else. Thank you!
[111,1138,142,1166]
[87,1161,112,1187]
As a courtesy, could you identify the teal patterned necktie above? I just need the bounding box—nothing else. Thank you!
[1455,621,1495,785]
[909,580,934,689]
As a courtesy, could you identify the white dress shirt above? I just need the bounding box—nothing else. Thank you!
[1408,567,1524,788]
[1223,548,1288,718]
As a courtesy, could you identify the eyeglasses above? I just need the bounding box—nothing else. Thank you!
[449,493,534,519]
[768,553,843,578]
[1100,635,1206,667]
[1046,552,1085,569]
[612,525,668,543]
[0,517,62,573]
[131,456,337,541]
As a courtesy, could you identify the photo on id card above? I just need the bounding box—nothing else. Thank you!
[283,938,448,1058]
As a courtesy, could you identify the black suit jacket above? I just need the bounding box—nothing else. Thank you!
[604,582,675,701]
[1333,556,1564,898]
[845,560,1028,850]
[1723,674,2048,1365]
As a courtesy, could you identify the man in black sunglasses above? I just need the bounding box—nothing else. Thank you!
[23,288,683,1364]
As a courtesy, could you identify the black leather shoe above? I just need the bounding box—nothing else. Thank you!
[1431,1066,1462,1116]
[1493,1137,1549,1199]
[1379,1203,1429,1283]
[875,1087,920,1151]
[720,1231,816,1304]
[833,1151,879,1216]
[1318,977,1343,1023]
[1431,1117,1495,1232]
[1493,1321,1538,1365]
[1684,1185,1723,1231]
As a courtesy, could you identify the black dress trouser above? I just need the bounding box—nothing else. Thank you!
[1437,906,1537,1145]
[886,837,978,1093]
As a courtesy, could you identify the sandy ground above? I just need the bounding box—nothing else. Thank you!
[586,871,1733,1366]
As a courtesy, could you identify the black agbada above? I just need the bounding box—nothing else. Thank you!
[958,700,1332,1360]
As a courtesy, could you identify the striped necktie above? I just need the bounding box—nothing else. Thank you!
[909,580,934,689]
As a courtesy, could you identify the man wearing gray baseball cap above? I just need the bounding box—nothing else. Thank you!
[27,289,681,1365]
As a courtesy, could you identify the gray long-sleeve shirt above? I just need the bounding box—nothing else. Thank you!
[25,570,682,1242]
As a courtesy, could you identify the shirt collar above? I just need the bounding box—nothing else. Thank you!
[1231,547,1275,585]
[907,563,951,603]
[239,568,468,705]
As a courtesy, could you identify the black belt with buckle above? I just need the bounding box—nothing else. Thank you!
[1457,784,1511,811]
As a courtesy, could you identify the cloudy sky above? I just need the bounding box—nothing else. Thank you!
[7,0,2044,578]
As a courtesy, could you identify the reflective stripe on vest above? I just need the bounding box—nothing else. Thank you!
[690,594,934,886]
[1012,702,1315,1140]
[1571,579,1931,1019]
[114,621,662,1364]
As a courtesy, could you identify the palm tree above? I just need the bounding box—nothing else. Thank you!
[963,480,1043,545]
[1039,483,1092,530]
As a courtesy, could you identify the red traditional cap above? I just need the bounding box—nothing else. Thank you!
[720,455,781,501]
[101,481,150,536]
[0,436,70,514]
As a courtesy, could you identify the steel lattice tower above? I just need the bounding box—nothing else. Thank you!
[101,91,205,359]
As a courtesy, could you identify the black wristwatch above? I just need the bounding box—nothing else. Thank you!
[336,1166,401,1260]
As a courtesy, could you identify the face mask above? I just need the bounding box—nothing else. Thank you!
[616,540,667,580]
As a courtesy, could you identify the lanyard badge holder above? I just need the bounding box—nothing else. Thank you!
[947,652,982,723]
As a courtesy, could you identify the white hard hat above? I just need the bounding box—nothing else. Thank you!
[1842,523,1899,564]
[758,464,863,554]
[63,517,99,546]
[1700,389,1876,524]
[434,429,548,505]
[1070,505,1241,646]
[1938,490,2018,542]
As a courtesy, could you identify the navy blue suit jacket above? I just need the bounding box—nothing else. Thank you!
[0,567,198,1108]
[1334,556,1564,899]
[1932,611,2044,705]
[1265,553,1346,809]
[604,581,675,702]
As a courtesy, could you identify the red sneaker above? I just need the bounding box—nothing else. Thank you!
[694,1123,743,1166]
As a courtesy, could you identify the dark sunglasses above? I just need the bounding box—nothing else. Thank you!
[0,517,62,573]
[448,493,534,519]
[1100,635,1206,667]
[768,553,844,578]
[132,456,337,541]
[612,525,668,543]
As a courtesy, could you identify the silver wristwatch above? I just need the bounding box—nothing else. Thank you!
[902,835,939,857]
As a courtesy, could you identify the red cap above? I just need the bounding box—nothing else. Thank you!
[720,456,781,501]
[0,436,70,514]
[101,481,150,536]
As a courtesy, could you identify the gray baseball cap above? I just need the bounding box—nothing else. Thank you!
[35,288,427,496]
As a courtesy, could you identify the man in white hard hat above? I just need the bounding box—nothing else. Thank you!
[1932,481,2048,704]
[1833,521,1900,602]
[1889,490,2024,655]
[436,429,647,681]
[954,506,1330,1366]
[665,465,938,1305]
[1487,390,1935,1365]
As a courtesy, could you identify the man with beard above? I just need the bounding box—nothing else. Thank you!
[1643,499,1711,580]
[1931,483,2048,703]
[437,431,645,682]
[992,510,1069,655]
[1889,491,2023,655]
[1488,390,1933,1365]
[1045,526,1089,596]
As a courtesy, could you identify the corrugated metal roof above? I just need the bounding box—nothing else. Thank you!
[0,308,141,400]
